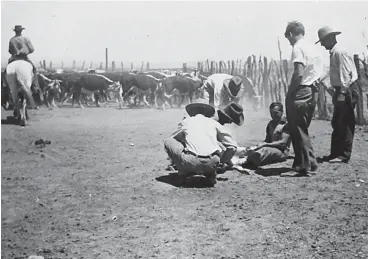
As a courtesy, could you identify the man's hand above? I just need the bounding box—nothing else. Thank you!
[274,124,284,134]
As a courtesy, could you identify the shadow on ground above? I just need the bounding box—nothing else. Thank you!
[1,116,19,125]
[255,167,292,177]
[156,173,223,188]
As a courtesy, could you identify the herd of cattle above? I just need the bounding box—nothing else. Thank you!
[1,68,258,111]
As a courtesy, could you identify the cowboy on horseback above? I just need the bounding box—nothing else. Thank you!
[7,25,42,105]
[8,25,37,74]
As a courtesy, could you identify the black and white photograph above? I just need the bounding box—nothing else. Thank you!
[1,0,368,258]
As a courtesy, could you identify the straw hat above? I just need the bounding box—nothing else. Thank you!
[185,98,215,118]
[315,26,341,44]
[218,102,244,126]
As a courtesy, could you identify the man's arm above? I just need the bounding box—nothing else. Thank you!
[8,40,17,55]
[26,38,35,54]
[254,132,290,151]
[169,120,186,142]
[216,125,238,166]
[287,62,304,98]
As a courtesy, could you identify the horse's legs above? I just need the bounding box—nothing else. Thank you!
[178,95,185,108]
[10,86,20,120]
[19,96,27,126]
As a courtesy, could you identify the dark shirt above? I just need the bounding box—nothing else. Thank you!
[9,35,34,56]
[264,117,291,152]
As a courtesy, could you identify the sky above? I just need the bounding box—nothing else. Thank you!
[1,0,368,69]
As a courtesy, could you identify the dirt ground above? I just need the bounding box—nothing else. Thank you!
[1,104,368,259]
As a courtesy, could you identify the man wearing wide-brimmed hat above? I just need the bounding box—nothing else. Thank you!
[316,26,359,164]
[283,21,322,177]
[203,74,246,109]
[8,25,36,74]
[163,100,244,186]
[7,24,41,98]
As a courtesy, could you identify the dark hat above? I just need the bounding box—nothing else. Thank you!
[223,76,244,97]
[185,98,215,118]
[218,102,244,126]
[315,26,341,44]
[13,25,25,31]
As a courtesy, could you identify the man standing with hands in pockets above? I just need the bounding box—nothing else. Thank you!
[282,21,322,177]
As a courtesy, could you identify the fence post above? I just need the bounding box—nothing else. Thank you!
[43,60,46,70]
[121,62,124,72]
[99,62,103,69]
[72,60,76,70]
[182,63,188,73]
[130,63,133,71]
[81,60,85,70]
[146,62,150,71]
[49,61,52,69]
[210,61,215,74]
[262,57,270,107]
[105,48,108,71]
[112,61,115,72]
[354,54,367,125]
[316,80,329,120]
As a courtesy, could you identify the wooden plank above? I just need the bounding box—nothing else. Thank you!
[354,54,367,125]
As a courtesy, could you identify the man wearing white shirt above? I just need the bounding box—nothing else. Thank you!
[283,21,322,176]
[316,26,359,164]
[164,101,244,186]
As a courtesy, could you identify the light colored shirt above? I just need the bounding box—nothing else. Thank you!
[170,114,238,156]
[291,38,323,85]
[329,42,358,88]
[9,35,34,56]
[203,73,233,108]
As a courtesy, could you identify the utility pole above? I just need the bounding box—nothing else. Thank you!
[105,48,108,71]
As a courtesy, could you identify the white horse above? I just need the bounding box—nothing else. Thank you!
[5,60,37,126]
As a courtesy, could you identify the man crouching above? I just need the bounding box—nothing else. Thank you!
[164,100,244,187]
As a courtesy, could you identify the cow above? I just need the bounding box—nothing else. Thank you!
[99,72,124,104]
[73,74,120,108]
[59,72,86,106]
[120,72,162,108]
[1,70,11,110]
[155,75,204,109]
[37,73,63,108]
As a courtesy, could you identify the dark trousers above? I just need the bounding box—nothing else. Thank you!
[286,86,317,171]
[329,81,358,162]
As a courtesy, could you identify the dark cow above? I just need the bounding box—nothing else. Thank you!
[58,72,86,106]
[120,72,161,107]
[73,74,120,108]
[156,75,204,109]
[143,71,168,80]
[1,70,11,110]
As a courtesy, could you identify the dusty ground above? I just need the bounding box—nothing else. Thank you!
[1,104,368,259]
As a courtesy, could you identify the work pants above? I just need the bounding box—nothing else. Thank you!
[286,85,318,172]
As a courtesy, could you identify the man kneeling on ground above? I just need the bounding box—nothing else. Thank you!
[164,100,244,186]
[235,102,291,170]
